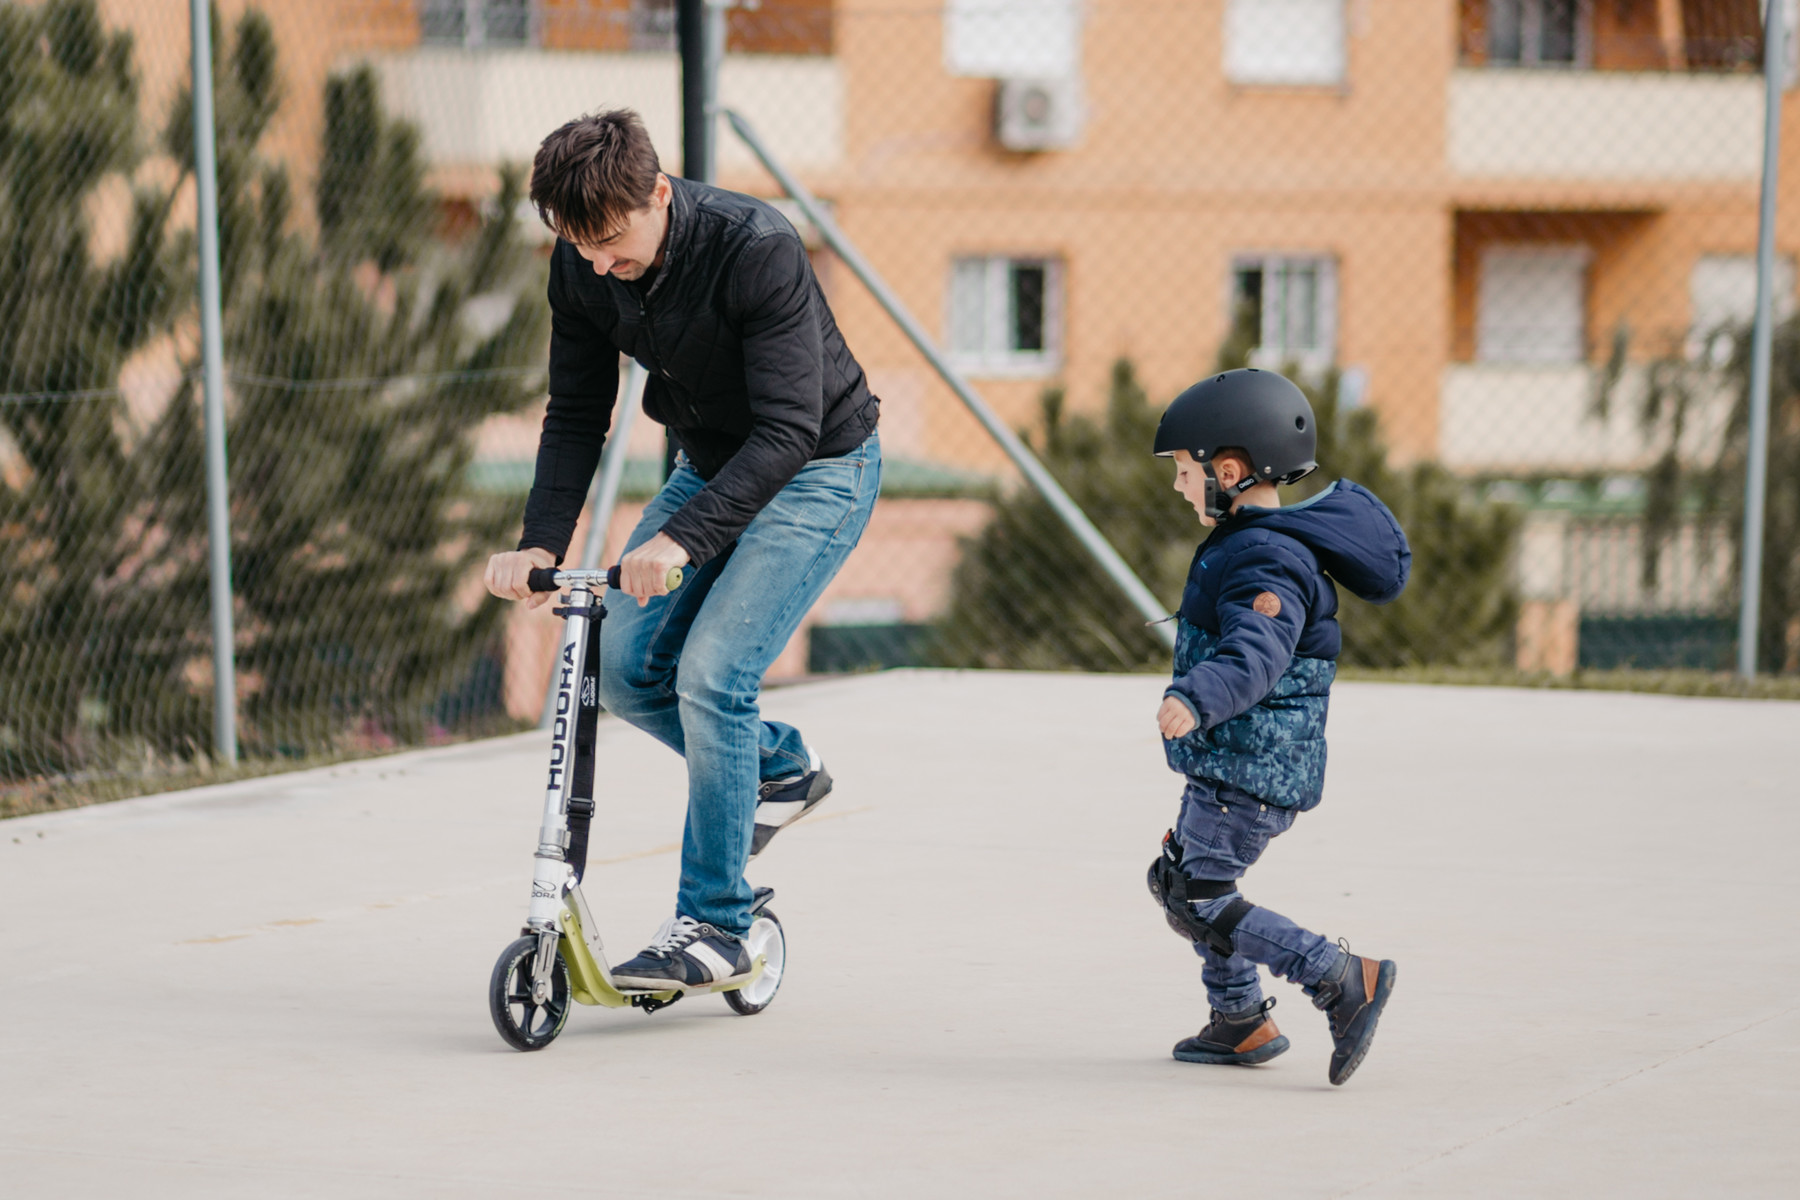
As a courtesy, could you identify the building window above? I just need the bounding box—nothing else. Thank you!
[945,0,1083,79]
[1224,0,1347,87]
[1486,0,1588,66]
[1232,256,1338,370]
[419,0,534,48]
[1689,254,1797,362]
[949,256,1064,375]
[1477,245,1590,363]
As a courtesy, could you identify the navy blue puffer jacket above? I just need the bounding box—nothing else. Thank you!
[1162,480,1409,810]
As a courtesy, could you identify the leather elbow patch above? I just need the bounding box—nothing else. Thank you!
[1252,591,1282,618]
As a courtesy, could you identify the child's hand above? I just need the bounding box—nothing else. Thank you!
[1158,696,1198,739]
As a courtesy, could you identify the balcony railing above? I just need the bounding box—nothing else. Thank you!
[363,47,844,179]
[1439,362,1732,471]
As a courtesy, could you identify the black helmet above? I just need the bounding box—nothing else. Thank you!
[1153,367,1318,485]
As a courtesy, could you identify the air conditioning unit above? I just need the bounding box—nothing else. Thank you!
[994,76,1084,153]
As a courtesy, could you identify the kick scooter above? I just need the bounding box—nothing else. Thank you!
[487,565,788,1051]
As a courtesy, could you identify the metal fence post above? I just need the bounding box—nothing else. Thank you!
[189,0,238,763]
[1740,0,1786,678]
[724,109,1177,646]
[678,0,719,185]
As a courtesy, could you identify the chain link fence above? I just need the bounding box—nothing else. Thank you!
[4,0,1796,811]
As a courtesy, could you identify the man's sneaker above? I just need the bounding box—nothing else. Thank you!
[1173,997,1290,1065]
[609,915,754,992]
[1309,942,1397,1086]
[750,748,833,858]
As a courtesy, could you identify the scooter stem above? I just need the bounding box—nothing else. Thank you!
[527,584,598,934]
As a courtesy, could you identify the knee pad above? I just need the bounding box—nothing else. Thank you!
[1146,829,1255,957]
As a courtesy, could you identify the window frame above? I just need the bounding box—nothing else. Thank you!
[1223,0,1349,89]
[944,0,1085,80]
[1485,0,1592,69]
[1475,243,1592,365]
[946,254,1066,378]
[418,0,538,50]
[1687,253,1799,363]
[1229,253,1340,375]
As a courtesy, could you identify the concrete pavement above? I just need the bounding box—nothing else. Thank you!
[2,671,1796,1198]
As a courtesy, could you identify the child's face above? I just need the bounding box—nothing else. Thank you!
[1174,451,1253,526]
[1173,450,1218,526]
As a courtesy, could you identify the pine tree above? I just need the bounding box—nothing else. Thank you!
[157,19,550,755]
[932,360,1183,671]
[0,0,187,781]
[2,4,548,791]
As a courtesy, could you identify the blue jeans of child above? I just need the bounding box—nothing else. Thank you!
[1176,776,1345,1014]
[597,432,881,936]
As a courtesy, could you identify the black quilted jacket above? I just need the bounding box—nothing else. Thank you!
[518,176,880,566]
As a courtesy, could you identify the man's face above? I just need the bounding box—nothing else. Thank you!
[570,174,671,281]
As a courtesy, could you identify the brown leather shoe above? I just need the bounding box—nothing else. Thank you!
[1172,997,1290,1065]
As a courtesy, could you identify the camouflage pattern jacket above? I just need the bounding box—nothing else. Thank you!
[1162,481,1410,810]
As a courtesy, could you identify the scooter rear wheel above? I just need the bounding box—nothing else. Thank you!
[489,935,571,1050]
[724,910,785,1015]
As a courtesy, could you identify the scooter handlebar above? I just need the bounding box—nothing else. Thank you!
[524,565,685,593]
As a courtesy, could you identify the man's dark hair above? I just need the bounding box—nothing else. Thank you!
[530,109,662,244]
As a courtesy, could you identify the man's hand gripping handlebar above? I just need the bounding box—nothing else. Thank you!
[486,542,686,610]
[525,565,685,594]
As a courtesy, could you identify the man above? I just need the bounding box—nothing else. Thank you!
[485,109,881,991]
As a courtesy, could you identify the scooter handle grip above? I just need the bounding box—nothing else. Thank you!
[606,565,684,592]
[524,565,684,594]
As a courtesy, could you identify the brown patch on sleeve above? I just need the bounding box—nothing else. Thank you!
[1252,591,1282,618]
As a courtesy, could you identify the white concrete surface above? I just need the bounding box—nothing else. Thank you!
[2,672,1797,1198]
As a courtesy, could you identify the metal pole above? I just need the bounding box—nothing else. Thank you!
[1740,0,1785,678]
[539,362,648,728]
[190,0,238,763]
[676,0,722,477]
[677,0,718,184]
[723,110,1177,646]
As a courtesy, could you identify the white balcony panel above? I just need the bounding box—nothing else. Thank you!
[1440,363,1732,471]
[1448,69,1763,181]
[366,50,843,176]
[717,56,845,173]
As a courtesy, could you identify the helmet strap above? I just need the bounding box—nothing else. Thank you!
[1201,460,1262,523]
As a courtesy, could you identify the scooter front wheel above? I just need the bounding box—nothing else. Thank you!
[724,910,785,1016]
[489,935,571,1050]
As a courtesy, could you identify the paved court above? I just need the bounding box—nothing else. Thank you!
[2,671,1796,1198]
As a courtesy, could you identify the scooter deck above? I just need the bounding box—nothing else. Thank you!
[556,891,766,1008]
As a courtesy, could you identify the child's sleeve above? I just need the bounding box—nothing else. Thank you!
[1165,543,1311,732]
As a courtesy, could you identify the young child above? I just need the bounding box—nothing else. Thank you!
[1147,367,1410,1086]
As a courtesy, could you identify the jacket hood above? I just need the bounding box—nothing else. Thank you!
[1233,480,1410,604]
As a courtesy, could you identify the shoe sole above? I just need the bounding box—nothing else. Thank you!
[1173,1035,1290,1066]
[1329,960,1397,1086]
[611,962,761,995]
[611,975,753,995]
[748,766,833,858]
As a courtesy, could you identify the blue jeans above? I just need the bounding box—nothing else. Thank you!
[1175,777,1344,1014]
[598,432,881,935]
